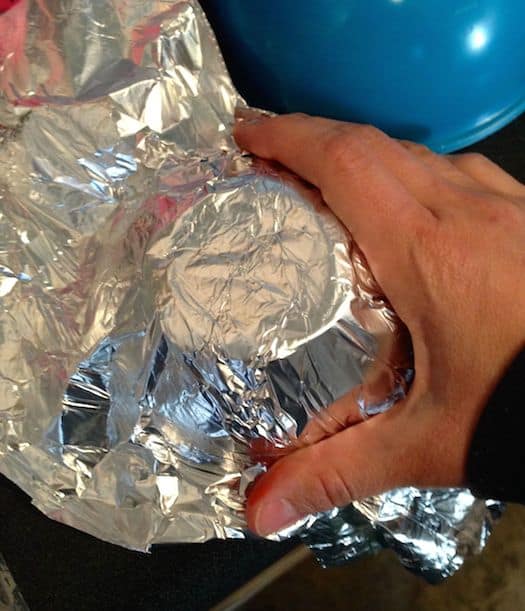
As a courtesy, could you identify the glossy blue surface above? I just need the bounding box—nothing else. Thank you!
[202,1,525,152]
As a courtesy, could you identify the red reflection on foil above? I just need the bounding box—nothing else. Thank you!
[0,0,20,13]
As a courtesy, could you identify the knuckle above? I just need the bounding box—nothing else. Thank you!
[321,124,387,172]
[299,446,356,511]
[321,129,368,172]
[349,123,387,147]
[455,152,489,170]
[316,470,354,509]
[402,140,432,157]
[315,465,356,510]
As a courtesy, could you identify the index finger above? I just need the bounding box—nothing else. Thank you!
[234,113,430,301]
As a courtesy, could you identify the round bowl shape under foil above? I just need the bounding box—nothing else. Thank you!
[202,0,525,152]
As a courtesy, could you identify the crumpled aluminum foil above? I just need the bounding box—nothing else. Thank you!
[0,0,501,580]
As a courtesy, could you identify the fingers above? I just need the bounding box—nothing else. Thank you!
[236,114,463,221]
[246,410,418,536]
[399,141,477,190]
[234,113,432,234]
[448,153,525,200]
[235,114,436,306]
[235,112,446,216]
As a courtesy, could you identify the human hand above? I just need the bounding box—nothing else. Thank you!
[234,113,525,536]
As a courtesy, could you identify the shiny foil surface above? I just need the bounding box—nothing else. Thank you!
[0,0,501,580]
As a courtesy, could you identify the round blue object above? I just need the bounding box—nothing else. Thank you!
[202,1,525,152]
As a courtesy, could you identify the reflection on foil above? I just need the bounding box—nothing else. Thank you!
[0,0,501,580]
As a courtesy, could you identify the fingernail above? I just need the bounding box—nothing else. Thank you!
[234,106,273,128]
[253,498,301,536]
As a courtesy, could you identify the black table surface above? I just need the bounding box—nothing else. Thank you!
[0,474,298,611]
[1,114,524,611]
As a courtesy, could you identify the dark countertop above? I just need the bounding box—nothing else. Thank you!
[1,113,524,611]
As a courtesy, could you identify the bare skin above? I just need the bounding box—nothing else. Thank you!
[234,112,525,537]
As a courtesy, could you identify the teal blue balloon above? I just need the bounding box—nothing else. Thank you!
[202,1,525,152]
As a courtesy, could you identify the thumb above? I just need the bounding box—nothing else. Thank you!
[246,411,421,536]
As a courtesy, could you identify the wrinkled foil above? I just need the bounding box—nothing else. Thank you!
[0,0,501,580]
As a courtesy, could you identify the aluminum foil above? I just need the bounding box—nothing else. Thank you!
[0,0,501,580]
